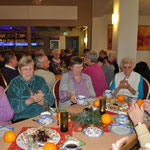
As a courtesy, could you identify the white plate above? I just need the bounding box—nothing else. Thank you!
[37,118,55,125]
[113,117,130,124]
[77,101,89,106]
[82,127,104,138]
[16,128,60,150]
[0,125,14,138]
[108,124,134,135]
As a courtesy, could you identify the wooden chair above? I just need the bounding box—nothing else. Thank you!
[143,77,150,99]
[53,78,61,108]
[0,73,8,92]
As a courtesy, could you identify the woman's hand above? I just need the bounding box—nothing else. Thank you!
[67,93,77,103]
[128,103,144,126]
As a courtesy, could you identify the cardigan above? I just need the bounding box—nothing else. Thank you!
[0,86,14,125]
[59,71,96,108]
[7,75,55,122]
[110,71,143,98]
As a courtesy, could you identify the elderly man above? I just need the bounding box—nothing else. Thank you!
[34,54,56,90]
[2,52,19,84]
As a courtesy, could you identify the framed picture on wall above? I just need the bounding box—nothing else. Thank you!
[137,25,150,50]
[108,24,150,50]
[50,40,60,49]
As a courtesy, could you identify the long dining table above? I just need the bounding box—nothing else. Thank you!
[0,104,142,150]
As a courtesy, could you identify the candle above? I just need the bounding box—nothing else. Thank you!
[99,98,106,115]
[60,112,68,132]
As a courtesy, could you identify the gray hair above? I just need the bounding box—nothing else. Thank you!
[34,54,45,68]
[120,57,135,69]
[18,55,34,69]
[87,51,98,63]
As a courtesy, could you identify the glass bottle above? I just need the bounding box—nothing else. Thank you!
[60,112,68,132]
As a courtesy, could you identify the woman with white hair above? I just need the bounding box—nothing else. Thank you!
[7,55,54,122]
[110,57,143,98]
[49,49,62,75]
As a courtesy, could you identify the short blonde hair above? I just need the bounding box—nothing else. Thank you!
[120,57,135,69]
[109,51,117,60]
[18,55,34,69]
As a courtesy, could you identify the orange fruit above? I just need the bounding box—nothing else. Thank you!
[55,75,62,80]
[93,100,100,107]
[101,114,112,125]
[117,95,125,102]
[123,109,128,113]
[136,99,144,107]
[43,142,57,150]
[57,112,61,121]
[3,131,16,143]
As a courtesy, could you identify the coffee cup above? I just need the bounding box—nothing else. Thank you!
[77,95,86,104]
[118,112,128,121]
[63,140,79,150]
[104,90,112,98]
[131,95,138,104]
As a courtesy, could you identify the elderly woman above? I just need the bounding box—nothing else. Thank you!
[7,55,55,122]
[0,86,14,125]
[49,49,62,75]
[83,51,108,97]
[110,57,143,98]
[59,56,96,108]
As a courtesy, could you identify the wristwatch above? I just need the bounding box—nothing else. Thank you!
[134,121,144,127]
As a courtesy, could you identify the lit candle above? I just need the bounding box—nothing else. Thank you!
[99,98,106,115]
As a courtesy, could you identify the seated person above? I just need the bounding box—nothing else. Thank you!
[83,51,108,97]
[59,56,95,108]
[98,57,114,87]
[0,52,5,70]
[108,51,119,74]
[34,54,56,90]
[2,52,19,84]
[64,49,72,68]
[134,61,150,83]
[0,86,14,125]
[110,57,143,99]
[7,55,55,122]
[49,49,62,75]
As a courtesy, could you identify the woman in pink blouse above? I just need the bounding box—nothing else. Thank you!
[0,86,14,125]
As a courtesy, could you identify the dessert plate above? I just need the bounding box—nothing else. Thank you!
[16,128,60,150]
[37,117,55,125]
[82,127,104,138]
[108,124,134,135]
[0,125,14,138]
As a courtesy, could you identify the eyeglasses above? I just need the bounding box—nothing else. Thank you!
[21,67,34,72]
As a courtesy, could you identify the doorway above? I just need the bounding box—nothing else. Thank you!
[66,36,79,56]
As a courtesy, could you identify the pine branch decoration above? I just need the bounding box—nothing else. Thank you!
[71,107,102,127]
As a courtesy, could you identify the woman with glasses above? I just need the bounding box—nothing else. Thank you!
[59,56,95,108]
[7,55,54,122]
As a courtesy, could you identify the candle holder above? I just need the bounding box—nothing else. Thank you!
[60,112,68,132]
[99,98,106,115]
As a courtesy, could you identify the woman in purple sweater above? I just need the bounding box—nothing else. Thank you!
[0,86,14,125]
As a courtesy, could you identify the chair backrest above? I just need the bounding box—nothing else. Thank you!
[0,73,8,92]
[53,78,61,108]
[143,77,150,99]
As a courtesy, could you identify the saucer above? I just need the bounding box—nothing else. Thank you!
[108,124,134,135]
[37,118,55,125]
[82,127,104,138]
[113,117,130,124]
